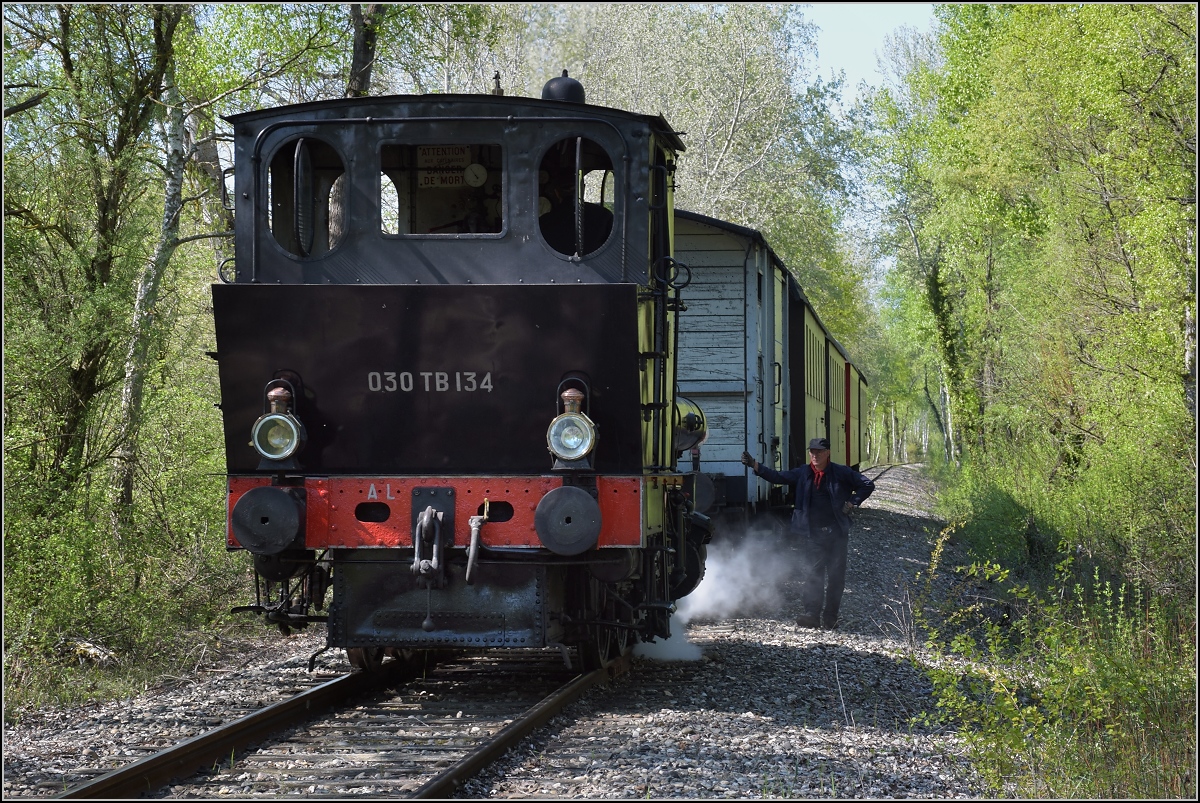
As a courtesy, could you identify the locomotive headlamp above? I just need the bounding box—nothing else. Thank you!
[547,388,596,462]
[252,414,302,459]
[251,385,306,461]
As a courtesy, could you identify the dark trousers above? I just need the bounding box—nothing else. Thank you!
[798,531,849,626]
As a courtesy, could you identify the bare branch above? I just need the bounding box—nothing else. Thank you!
[4,90,50,117]
[174,230,234,247]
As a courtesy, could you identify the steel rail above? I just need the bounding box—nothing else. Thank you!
[865,464,898,482]
[54,659,417,799]
[411,651,631,799]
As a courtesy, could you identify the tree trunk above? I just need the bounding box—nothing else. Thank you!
[113,63,185,526]
[923,370,947,442]
[889,403,897,463]
[347,4,386,98]
[942,380,957,466]
[1186,288,1196,420]
[188,111,235,274]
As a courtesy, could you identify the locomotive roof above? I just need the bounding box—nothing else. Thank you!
[224,92,686,152]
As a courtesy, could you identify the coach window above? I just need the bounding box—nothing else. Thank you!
[380,144,503,235]
[538,137,614,257]
[267,137,346,258]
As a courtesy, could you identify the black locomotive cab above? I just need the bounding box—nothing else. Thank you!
[224,91,680,285]
[213,77,708,670]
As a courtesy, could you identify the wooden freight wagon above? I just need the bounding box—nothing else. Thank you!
[673,210,868,524]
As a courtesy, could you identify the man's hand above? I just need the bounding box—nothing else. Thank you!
[843,501,855,514]
[740,451,756,470]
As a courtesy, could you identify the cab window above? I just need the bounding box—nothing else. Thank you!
[267,137,346,258]
[538,137,614,256]
[380,144,503,235]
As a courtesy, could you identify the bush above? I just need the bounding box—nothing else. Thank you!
[2,475,252,718]
[918,433,1196,798]
[917,529,1196,797]
[931,456,1054,574]
[2,330,254,717]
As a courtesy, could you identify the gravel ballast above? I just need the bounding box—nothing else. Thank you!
[3,464,987,798]
[457,464,985,798]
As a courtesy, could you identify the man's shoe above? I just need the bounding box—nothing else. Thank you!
[796,614,820,628]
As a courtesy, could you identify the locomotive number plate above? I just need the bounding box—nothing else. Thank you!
[366,371,493,393]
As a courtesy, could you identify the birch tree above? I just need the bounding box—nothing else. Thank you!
[4,4,184,514]
[110,6,352,526]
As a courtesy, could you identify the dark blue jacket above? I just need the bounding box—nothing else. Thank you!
[753,461,875,538]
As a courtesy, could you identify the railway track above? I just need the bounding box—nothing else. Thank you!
[55,648,628,799]
[863,463,908,483]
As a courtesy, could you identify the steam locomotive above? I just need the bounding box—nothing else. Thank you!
[213,73,710,671]
[212,74,867,671]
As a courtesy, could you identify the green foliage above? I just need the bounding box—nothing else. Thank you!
[3,242,251,714]
[184,4,342,103]
[866,6,1196,796]
[864,3,1196,471]
[934,468,1041,570]
[372,4,511,94]
[4,4,179,507]
[4,3,252,712]
[192,4,514,105]
[865,2,1195,574]
[3,488,250,715]
[918,557,1196,798]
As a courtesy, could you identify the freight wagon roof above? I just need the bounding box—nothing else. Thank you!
[675,208,866,384]
[675,209,803,298]
[224,93,686,152]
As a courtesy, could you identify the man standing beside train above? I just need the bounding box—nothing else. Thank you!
[740,438,875,630]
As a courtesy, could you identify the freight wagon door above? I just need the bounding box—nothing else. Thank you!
[858,372,870,467]
[827,347,846,465]
[803,307,825,449]
[787,287,806,466]
[848,364,861,468]
[773,270,786,469]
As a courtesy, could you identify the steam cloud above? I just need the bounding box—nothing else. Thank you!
[634,522,800,662]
